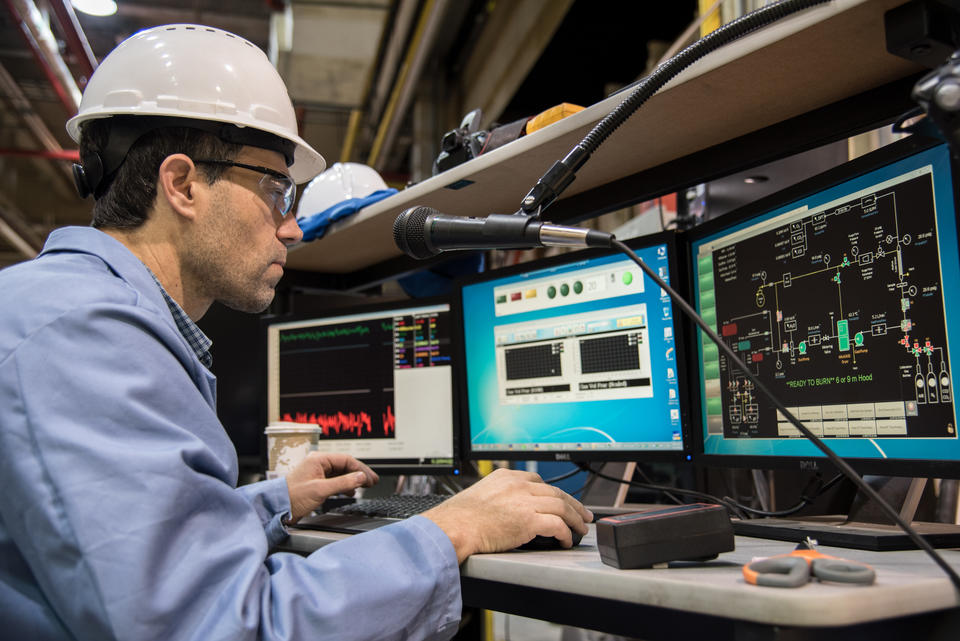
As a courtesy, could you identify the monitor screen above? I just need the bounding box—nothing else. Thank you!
[457,232,691,461]
[688,137,960,478]
[266,298,459,474]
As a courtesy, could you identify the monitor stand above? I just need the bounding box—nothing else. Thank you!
[732,477,960,551]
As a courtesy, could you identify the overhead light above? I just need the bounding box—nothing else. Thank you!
[71,0,118,17]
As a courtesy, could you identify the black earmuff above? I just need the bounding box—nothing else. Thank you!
[72,152,103,199]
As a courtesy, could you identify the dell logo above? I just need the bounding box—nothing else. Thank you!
[555,453,571,461]
[799,459,821,471]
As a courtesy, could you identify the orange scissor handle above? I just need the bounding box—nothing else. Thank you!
[744,548,876,587]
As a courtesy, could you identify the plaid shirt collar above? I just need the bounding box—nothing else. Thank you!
[146,269,213,369]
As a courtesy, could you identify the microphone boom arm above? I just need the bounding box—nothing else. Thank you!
[518,0,830,215]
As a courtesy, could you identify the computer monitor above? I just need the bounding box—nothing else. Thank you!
[265,297,459,474]
[686,137,960,547]
[456,232,692,463]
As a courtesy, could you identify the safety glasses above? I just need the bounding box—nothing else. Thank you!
[194,160,296,216]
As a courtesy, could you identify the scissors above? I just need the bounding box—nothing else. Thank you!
[743,538,876,588]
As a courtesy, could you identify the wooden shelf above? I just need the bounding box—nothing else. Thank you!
[286,0,923,276]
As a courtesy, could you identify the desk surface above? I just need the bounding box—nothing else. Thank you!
[285,524,960,632]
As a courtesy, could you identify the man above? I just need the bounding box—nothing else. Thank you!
[0,24,591,641]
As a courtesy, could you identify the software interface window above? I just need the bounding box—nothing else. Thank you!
[267,302,456,468]
[691,142,960,464]
[461,240,684,456]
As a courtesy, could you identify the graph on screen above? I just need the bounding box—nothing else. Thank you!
[267,300,457,471]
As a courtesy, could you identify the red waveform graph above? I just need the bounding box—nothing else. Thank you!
[382,405,396,436]
[283,409,396,438]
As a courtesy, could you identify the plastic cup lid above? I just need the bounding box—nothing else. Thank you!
[264,421,320,433]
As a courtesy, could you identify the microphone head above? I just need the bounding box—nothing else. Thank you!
[393,206,438,259]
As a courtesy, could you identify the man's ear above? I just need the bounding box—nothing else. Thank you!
[157,154,203,220]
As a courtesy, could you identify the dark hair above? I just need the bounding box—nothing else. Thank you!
[80,117,242,229]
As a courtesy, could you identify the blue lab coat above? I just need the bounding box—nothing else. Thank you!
[0,226,460,641]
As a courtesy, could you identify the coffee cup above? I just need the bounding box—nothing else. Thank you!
[264,421,320,478]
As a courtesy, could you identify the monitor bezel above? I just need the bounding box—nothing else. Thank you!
[263,294,462,475]
[453,231,695,463]
[682,134,960,479]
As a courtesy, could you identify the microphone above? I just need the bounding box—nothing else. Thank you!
[393,206,614,259]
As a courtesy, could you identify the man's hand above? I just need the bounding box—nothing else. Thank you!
[284,452,379,524]
[422,468,593,563]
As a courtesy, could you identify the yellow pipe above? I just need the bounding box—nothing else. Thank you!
[367,0,437,167]
[339,108,362,162]
[698,0,723,36]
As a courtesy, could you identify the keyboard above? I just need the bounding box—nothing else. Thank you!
[297,493,588,551]
[296,494,450,534]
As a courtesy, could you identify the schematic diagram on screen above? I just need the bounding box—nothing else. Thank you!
[697,166,955,442]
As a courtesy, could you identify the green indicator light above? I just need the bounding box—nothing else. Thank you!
[496,295,507,304]
[573,280,583,294]
[837,320,850,351]
[622,272,633,285]
[799,341,807,355]
[560,283,570,296]
[547,286,556,299]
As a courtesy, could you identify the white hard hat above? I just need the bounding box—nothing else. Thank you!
[66,24,325,183]
[297,162,388,219]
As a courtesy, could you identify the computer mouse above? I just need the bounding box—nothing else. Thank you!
[517,527,584,551]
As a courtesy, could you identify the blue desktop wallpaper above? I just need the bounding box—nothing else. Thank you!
[461,243,683,454]
[691,143,960,463]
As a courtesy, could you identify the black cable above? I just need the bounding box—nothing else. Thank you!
[730,473,846,518]
[578,462,747,519]
[569,478,593,498]
[610,238,960,591]
[577,457,843,520]
[581,0,831,157]
[633,463,685,506]
[521,0,832,214]
[733,500,809,518]
[542,466,584,484]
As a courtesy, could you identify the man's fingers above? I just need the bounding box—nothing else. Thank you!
[348,459,378,486]
[529,513,575,547]
[528,495,590,536]
[311,453,379,486]
[316,471,368,498]
[526,482,593,523]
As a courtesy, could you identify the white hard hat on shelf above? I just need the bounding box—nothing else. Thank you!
[296,162,389,219]
[66,24,325,184]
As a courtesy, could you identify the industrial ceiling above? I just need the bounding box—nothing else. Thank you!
[0,0,696,269]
